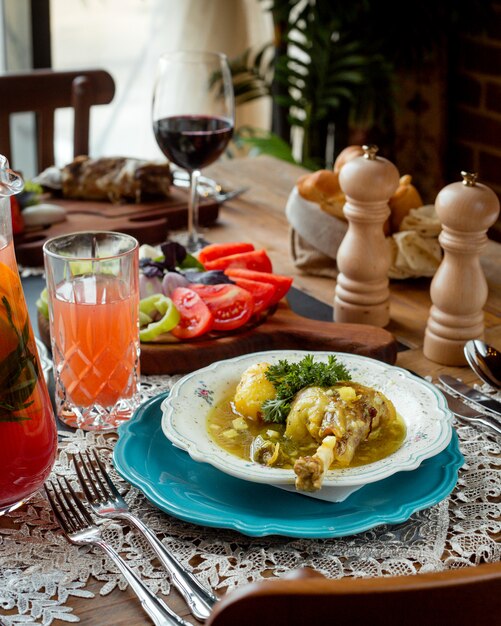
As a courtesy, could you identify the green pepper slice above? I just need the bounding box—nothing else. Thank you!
[139,294,180,342]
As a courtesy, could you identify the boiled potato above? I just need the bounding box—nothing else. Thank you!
[233,362,276,421]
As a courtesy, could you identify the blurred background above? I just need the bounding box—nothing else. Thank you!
[1,0,500,237]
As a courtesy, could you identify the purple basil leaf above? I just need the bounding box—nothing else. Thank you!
[141,264,164,278]
[160,241,187,269]
[184,270,235,285]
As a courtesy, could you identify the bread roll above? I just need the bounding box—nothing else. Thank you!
[297,170,340,201]
[333,145,364,173]
[297,170,345,220]
[389,175,423,232]
[295,150,424,233]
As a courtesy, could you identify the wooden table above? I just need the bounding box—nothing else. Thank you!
[7,155,501,625]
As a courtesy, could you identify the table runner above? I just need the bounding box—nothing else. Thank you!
[1,374,500,625]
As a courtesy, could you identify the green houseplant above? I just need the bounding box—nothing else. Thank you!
[230,1,394,169]
[230,0,494,170]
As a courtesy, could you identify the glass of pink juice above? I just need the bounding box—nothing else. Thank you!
[43,232,140,430]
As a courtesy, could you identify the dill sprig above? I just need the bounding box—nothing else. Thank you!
[0,296,39,422]
[262,354,351,424]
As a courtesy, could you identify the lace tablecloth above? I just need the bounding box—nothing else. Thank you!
[1,375,500,625]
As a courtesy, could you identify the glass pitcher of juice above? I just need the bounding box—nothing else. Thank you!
[0,156,57,514]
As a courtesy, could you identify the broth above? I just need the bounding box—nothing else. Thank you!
[207,391,406,470]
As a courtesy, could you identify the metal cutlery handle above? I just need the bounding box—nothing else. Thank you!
[95,537,188,626]
[122,511,217,621]
[440,388,501,437]
[439,374,501,416]
[214,187,249,203]
[459,414,501,436]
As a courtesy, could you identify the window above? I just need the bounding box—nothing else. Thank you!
[49,0,272,166]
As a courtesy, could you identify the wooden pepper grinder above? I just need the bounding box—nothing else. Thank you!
[423,172,500,365]
[334,144,400,327]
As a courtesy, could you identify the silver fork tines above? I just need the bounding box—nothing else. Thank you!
[45,479,188,626]
[74,449,217,621]
[75,450,121,509]
[49,476,94,534]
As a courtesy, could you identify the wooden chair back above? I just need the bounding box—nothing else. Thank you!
[0,68,115,171]
[206,563,501,626]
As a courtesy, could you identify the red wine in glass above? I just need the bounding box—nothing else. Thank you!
[152,51,235,252]
[153,115,233,172]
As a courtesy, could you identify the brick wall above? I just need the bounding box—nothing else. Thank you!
[448,2,501,241]
[392,57,448,206]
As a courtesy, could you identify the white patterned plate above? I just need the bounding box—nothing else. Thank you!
[161,351,453,502]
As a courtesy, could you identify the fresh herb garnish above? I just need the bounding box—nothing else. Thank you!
[184,270,234,285]
[262,354,351,424]
[0,296,39,422]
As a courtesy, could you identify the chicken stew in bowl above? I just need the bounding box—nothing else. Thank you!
[161,350,453,502]
[207,359,405,492]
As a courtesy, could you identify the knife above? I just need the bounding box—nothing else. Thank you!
[438,374,501,417]
[441,389,501,436]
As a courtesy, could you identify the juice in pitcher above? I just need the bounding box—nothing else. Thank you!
[0,237,57,513]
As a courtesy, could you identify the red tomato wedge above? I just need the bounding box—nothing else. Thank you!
[171,287,214,339]
[228,277,275,314]
[198,242,255,265]
[189,284,254,331]
[204,249,273,273]
[224,268,293,305]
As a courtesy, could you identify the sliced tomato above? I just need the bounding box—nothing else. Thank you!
[203,249,273,273]
[189,284,254,331]
[224,268,293,305]
[171,287,214,339]
[227,277,275,314]
[198,242,255,265]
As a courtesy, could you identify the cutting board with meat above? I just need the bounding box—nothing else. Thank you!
[14,188,219,267]
[13,156,220,266]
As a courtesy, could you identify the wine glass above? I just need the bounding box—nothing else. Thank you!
[152,50,235,252]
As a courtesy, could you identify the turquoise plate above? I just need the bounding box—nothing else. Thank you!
[114,392,464,539]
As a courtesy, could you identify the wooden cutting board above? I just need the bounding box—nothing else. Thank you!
[14,187,219,266]
[38,303,398,376]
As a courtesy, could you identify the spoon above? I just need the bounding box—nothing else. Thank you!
[464,340,501,389]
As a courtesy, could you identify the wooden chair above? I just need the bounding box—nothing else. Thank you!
[206,563,501,626]
[0,68,115,171]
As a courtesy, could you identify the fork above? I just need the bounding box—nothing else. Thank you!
[212,186,249,204]
[74,450,217,622]
[45,477,188,626]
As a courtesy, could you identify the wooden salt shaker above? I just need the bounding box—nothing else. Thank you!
[423,172,500,365]
[334,144,400,327]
